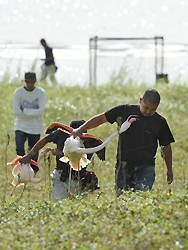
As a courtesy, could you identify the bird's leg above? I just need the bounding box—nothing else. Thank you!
[68,167,72,199]
[77,164,81,195]
[10,186,16,197]
[20,183,27,199]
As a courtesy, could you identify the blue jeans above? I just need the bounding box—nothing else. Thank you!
[15,130,40,171]
[115,162,155,194]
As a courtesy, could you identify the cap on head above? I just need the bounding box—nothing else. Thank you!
[24,72,36,83]
[142,89,160,105]
[70,120,86,132]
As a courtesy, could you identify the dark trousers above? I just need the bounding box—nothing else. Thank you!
[115,162,155,195]
[15,130,40,171]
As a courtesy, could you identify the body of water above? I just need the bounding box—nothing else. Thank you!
[0,41,188,85]
[1,0,188,85]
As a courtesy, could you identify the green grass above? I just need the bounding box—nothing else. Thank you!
[0,79,187,250]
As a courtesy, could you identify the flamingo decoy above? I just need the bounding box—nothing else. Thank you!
[45,121,106,196]
[59,115,137,169]
[7,148,51,197]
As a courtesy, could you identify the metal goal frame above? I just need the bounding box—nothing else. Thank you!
[89,36,166,86]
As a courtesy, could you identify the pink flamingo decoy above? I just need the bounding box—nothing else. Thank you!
[7,148,51,197]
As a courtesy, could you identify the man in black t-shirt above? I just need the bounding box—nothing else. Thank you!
[40,38,58,85]
[72,89,175,194]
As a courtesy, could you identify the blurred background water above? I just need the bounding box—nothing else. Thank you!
[0,42,188,85]
[0,0,188,85]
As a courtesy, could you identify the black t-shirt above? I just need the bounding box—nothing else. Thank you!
[44,46,55,66]
[105,104,175,165]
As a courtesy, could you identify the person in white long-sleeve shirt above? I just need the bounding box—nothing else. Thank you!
[13,72,46,172]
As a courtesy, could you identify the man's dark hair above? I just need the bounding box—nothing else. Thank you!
[142,89,160,105]
[70,120,87,133]
[40,38,47,47]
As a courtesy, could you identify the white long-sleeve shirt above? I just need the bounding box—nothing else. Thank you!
[13,86,46,134]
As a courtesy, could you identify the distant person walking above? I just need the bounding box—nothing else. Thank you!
[40,38,58,85]
[13,72,46,171]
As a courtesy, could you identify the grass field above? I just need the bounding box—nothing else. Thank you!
[0,79,187,250]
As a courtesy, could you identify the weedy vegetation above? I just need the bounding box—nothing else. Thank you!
[0,75,187,249]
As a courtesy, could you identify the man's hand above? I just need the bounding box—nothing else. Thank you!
[51,148,63,157]
[20,154,32,164]
[71,128,83,138]
[167,169,173,184]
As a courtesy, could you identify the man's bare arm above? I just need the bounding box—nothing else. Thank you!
[72,113,107,138]
[21,137,48,164]
[162,144,173,184]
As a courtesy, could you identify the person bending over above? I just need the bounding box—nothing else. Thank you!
[21,120,105,201]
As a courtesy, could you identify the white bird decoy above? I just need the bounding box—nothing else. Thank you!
[60,115,137,170]
[45,121,105,171]
[46,121,106,197]
[7,148,50,196]
[11,163,43,186]
[60,136,91,171]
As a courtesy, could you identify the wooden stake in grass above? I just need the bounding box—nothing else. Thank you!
[2,133,10,202]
